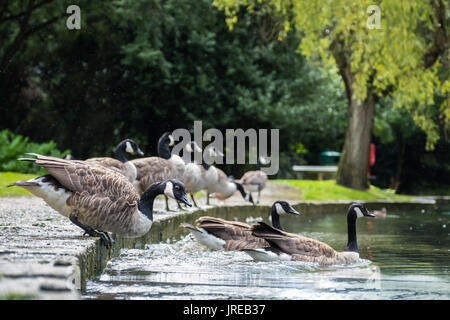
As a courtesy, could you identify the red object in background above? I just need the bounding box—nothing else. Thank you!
[369,143,376,166]
[368,143,376,177]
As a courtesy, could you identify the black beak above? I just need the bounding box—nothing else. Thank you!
[136,148,145,156]
[287,207,300,215]
[365,209,375,218]
[179,195,192,207]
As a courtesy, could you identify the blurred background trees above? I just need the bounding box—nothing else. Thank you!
[0,0,449,195]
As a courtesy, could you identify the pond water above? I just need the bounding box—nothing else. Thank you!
[84,207,450,300]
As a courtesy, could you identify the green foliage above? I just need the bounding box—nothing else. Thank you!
[213,0,449,150]
[0,130,70,174]
[0,172,36,197]
[0,0,348,166]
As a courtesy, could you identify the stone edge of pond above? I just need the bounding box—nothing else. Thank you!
[0,198,439,300]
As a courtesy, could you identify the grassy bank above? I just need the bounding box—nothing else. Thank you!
[274,179,415,202]
[1,173,416,202]
[0,172,36,197]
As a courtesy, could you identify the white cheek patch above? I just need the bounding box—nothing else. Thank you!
[164,181,175,199]
[193,141,202,152]
[208,148,217,157]
[168,135,174,147]
[355,207,364,218]
[125,141,133,153]
[186,143,193,153]
[245,194,250,201]
[275,203,285,214]
[259,156,270,165]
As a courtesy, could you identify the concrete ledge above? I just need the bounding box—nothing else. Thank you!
[0,195,438,299]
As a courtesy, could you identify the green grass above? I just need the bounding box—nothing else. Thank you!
[0,172,36,197]
[274,179,415,202]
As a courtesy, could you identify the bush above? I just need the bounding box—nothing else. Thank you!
[0,129,70,174]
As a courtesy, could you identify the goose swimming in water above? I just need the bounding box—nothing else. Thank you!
[8,153,191,246]
[244,203,375,266]
[180,200,299,251]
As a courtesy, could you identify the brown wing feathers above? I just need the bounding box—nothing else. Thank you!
[252,222,338,258]
[191,216,270,250]
[22,153,138,204]
[196,216,254,241]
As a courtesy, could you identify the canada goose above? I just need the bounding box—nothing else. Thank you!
[244,203,375,266]
[373,207,387,218]
[238,156,270,204]
[131,132,186,211]
[8,153,191,246]
[180,200,299,251]
[182,144,221,207]
[206,168,254,205]
[85,139,144,183]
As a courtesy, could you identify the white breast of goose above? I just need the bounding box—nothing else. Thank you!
[123,161,138,183]
[169,154,186,179]
[214,180,237,198]
[203,166,218,182]
[182,163,203,193]
[120,210,153,238]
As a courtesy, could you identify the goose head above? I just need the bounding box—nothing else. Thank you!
[235,182,255,205]
[163,179,192,207]
[185,141,202,153]
[273,200,300,216]
[157,132,175,159]
[348,203,375,220]
[159,132,175,147]
[270,200,299,230]
[258,156,271,165]
[205,146,224,158]
[122,139,144,156]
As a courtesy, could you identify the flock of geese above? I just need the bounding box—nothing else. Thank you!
[8,133,375,266]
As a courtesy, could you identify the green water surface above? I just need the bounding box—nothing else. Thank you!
[85,207,450,300]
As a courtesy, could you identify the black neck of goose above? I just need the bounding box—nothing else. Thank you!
[270,206,283,231]
[201,158,210,170]
[235,182,247,200]
[158,139,171,160]
[114,141,128,163]
[346,214,358,252]
[138,183,164,221]
[256,158,262,171]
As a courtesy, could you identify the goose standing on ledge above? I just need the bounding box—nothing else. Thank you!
[239,156,270,204]
[206,168,254,205]
[180,200,299,251]
[182,144,222,207]
[8,154,191,247]
[181,141,204,207]
[131,132,186,211]
[244,203,375,266]
[85,138,144,183]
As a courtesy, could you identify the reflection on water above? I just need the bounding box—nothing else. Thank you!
[85,208,450,300]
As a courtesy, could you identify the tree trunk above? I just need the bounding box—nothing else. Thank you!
[330,39,376,190]
[336,94,376,190]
